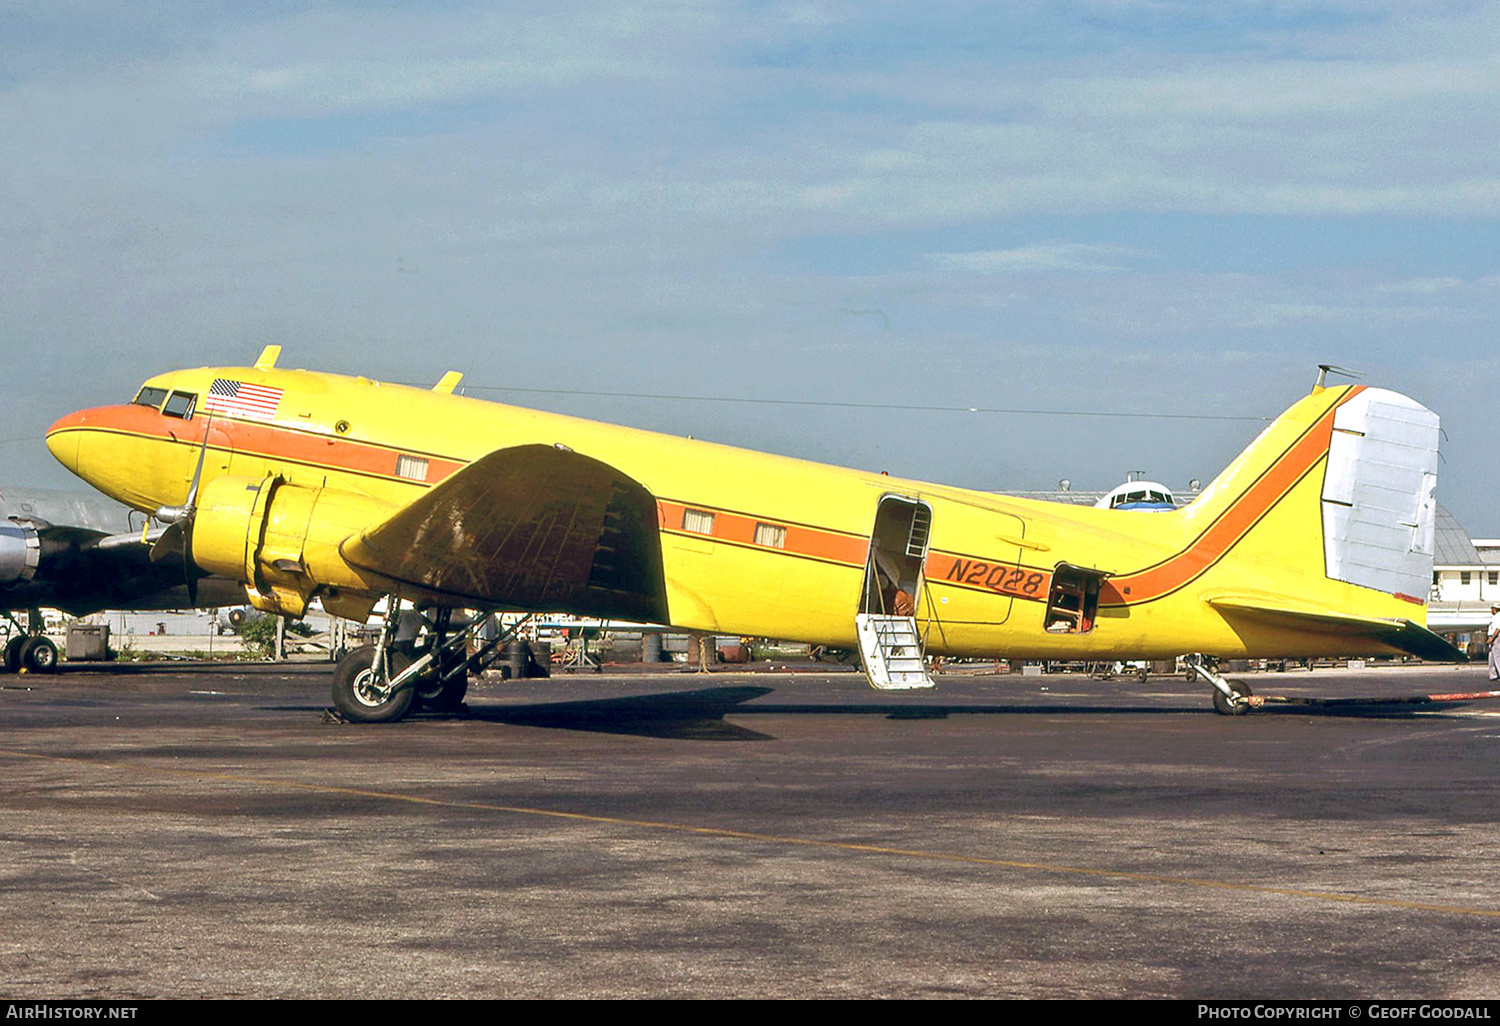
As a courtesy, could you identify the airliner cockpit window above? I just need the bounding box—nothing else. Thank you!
[132,386,169,409]
[162,391,196,419]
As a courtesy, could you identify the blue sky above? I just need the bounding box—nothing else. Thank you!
[4,1,1500,533]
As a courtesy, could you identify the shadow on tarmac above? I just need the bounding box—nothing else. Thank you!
[410,683,1478,741]
[461,686,780,741]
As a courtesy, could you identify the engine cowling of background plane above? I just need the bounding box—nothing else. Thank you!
[191,475,394,618]
[0,521,40,585]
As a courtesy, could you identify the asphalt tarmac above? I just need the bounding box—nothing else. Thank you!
[3,661,1499,999]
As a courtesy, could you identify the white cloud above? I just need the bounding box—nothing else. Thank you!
[1377,277,1467,295]
[929,243,1150,273]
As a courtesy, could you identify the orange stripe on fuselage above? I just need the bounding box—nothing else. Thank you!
[656,498,1056,604]
[49,404,465,487]
[211,416,466,484]
[1101,386,1360,606]
[656,499,871,568]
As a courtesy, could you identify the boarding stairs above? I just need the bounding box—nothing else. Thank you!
[855,613,935,690]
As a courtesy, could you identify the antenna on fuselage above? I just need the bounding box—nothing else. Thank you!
[1314,364,1361,391]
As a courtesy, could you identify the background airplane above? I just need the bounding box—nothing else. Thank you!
[1092,478,1178,512]
[0,485,240,671]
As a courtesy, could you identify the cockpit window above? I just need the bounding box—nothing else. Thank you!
[161,391,196,419]
[132,386,169,410]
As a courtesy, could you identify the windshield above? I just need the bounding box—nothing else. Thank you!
[132,386,169,410]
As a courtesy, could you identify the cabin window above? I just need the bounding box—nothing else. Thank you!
[1490,572,1498,586]
[395,454,429,482]
[132,386,169,410]
[1461,571,1472,586]
[753,523,786,549]
[682,509,715,535]
[161,391,196,419]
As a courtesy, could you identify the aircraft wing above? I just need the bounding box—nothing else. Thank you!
[339,444,669,623]
[1207,597,1467,662]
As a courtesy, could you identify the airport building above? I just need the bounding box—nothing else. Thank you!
[1424,506,1496,647]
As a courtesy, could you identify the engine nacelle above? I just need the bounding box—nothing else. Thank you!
[191,475,396,618]
[0,520,40,585]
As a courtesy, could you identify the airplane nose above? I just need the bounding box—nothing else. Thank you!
[45,410,85,475]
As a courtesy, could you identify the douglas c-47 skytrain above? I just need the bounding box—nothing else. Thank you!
[45,347,1463,721]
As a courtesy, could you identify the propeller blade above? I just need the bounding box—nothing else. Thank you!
[185,414,213,508]
[150,521,184,563]
[172,411,215,604]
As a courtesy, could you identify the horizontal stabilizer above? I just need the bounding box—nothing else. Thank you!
[1208,597,1466,662]
[341,444,669,623]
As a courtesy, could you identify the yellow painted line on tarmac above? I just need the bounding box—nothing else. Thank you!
[6,746,1498,919]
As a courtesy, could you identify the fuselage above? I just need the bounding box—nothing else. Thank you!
[45,363,1428,660]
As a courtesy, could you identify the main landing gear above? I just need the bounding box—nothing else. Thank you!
[330,602,530,724]
[1184,654,1258,715]
[2,610,59,675]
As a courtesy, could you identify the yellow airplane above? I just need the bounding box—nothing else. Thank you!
[45,346,1459,721]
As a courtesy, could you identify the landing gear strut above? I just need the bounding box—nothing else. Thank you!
[411,607,469,713]
[329,602,531,723]
[1185,654,1258,715]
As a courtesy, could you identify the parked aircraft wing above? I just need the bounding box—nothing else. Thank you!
[339,444,669,623]
[1207,597,1466,662]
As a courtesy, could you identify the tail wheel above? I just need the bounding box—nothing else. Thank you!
[1213,681,1253,716]
[332,645,415,723]
[21,637,58,673]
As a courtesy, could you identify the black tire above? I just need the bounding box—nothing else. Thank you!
[415,675,469,713]
[2,636,23,674]
[1213,680,1253,716]
[331,645,415,723]
[414,650,469,713]
[20,637,58,674]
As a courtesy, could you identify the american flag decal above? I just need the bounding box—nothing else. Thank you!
[204,378,283,419]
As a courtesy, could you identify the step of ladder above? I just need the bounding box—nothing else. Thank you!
[905,507,932,558]
[855,613,935,690]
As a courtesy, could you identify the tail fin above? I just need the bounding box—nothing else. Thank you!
[1177,383,1452,658]
[1184,385,1440,596]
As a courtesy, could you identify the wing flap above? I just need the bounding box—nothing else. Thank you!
[341,444,668,622]
[1208,596,1466,662]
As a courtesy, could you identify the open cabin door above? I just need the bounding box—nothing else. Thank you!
[855,495,935,690]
